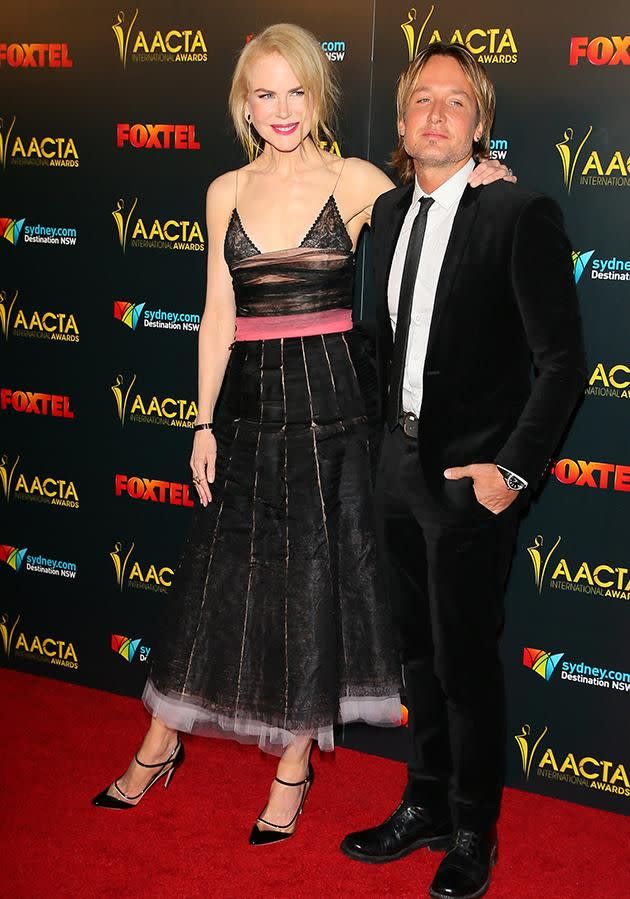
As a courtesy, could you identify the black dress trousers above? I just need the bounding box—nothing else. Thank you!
[375,426,523,830]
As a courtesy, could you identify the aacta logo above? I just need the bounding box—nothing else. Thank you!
[0,115,79,169]
[1,613,79,670]
[0,545,28,572]
[586,363,630,400]
[401,6,517,64]
[1,454,79,509]
[523,648,564,681]
[0,217,25,245]
[112,197,204,252]
[111,634,151,663]
[0,291,79,343]
[569,35,630,66]
[110,541,174,594]
[116,123,200,150]
[556,126,630,192]
[0,388,74,418]
[527,535,630,602]
[112,9,207,67]
[515,724,630,798]
[551,459,630,492]
[0,43,73,68]
[112,373,197,428]
[115,473,194,507]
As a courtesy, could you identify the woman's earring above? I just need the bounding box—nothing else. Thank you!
[246,113,258,162]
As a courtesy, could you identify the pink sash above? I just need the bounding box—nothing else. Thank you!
[235,308,352,341]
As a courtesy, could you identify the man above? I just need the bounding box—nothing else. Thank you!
[341,43,586,898]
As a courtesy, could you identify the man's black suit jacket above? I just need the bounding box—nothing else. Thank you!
[371,179,587,491]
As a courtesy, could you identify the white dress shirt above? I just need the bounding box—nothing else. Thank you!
[388,158,474,418]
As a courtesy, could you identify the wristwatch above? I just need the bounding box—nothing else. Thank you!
[496,465,528,491]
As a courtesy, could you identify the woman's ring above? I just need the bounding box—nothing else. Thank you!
[192,475,201,485]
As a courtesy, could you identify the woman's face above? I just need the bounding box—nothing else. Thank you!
[246,52,314,153]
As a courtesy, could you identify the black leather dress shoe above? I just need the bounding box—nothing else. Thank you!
[340,800,452,864]
[429,827,498,899]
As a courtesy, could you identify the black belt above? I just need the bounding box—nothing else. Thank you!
[398,411,419,438]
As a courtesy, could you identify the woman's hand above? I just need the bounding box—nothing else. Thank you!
[190,430,216,507]
[468,158,517,187]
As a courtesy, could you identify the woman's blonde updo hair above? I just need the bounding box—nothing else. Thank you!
[229,23,340,161]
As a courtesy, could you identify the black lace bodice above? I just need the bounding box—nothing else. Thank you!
[224,196,354,317]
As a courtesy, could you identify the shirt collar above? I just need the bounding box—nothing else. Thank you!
[412,158,475,210]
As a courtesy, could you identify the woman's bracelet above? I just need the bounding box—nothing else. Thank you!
[194,422,214,432]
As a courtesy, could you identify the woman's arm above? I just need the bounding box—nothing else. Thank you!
[190,174,237,506]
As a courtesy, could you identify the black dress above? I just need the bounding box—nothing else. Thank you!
[143,194,401,753]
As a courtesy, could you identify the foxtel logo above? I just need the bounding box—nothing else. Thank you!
[569,36,630,66]
[0,388,74,418]
[116,123,200,149]
[115,473,194,507]
[551,459,630,492]
[0,43,73,68]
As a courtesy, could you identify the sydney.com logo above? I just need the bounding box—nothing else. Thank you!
[523,647,630,694]
[573,249,630,283]
[114,300,199,333]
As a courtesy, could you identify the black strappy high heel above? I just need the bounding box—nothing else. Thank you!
[249,762,315,846]
[92,738,184,810]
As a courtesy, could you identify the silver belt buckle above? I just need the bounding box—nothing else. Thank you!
[400,411,418,438]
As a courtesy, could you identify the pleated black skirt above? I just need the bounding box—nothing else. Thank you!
[143,329,401,753]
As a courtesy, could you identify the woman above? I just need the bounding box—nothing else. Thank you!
[93,23,512,844]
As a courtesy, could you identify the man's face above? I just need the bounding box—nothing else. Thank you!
[399,54,483,170]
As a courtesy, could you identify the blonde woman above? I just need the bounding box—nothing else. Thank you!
[93,23,513,844]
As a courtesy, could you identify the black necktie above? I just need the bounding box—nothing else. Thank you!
[387,196,434,430]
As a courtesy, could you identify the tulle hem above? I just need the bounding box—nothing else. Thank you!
[142,680,401,756]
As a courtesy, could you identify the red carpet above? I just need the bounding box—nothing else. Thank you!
[3,668,629,899]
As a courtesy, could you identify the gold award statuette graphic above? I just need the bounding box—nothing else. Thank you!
[0,612,20,657]
[110,541,134,591]
[112,197,137,251]
[111,372,136,425]
[0,453,19,500]
[0,115,17,170]
[0,289,19,340]
[515,724,548,781]
[556,126,593,194]
[527,535,561,594]
[112,9,139,68]
[401,6,436,61]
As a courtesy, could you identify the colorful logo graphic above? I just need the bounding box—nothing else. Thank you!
[552,459,630,492]
[110,541,174,594]
[115,473,194,507]
[400,6,517,63]
[0,43,73,68]
[0,290,19,339]
[527,535,561,594]
[114,301,145,330]
[0,545,28,571]
[523,648,564,681]
[0,217,25,245]
[570,35,630,66]
[112,10,208,67]
[572,250,594,283]
[587,363,630,400]
[0,612,20,656]
[111,634,151,664]
[116,123,200,150]
[515,724,549,781]
[0,389,74,418]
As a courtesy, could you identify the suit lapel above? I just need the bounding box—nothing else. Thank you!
[376,184,414,342]
[426,184,481,357]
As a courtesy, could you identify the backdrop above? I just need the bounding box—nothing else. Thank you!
[2,0,629,815]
